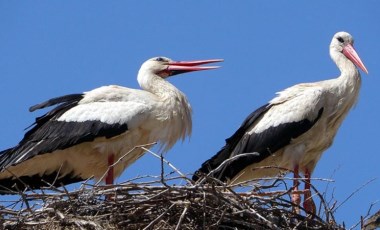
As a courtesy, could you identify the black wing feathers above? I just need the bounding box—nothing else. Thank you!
[0,93,131,192]
[0,171,83,194]
[29,94,84,112]
[0,94,84,168]
[193,105,324,182]
[192,104,271,181]
[218,107,324,181]
[245,107,324,154]
[0,93,129,169]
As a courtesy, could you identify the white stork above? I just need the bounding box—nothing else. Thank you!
[0,56,222,193]
[193,31,368,214]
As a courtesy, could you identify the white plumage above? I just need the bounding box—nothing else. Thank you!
[0,57,222,193]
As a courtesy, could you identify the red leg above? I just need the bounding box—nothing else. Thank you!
[303,169,316,214]
[292,165,301,214]
[105,154,114,185]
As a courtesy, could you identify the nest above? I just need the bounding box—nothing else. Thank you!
[0,173,346,230]
[0,147,355,229]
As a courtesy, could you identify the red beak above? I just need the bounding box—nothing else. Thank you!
[166,59,223,76]
[343,44,368,74]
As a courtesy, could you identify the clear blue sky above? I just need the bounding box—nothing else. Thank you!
[1,1,379,228]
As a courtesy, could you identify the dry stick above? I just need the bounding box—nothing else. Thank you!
[215,207,228,227]
[318,166,339,219]
[39,181,63,194]
[175,203,189,230]
[142,203,176,230]
[38,180,66,199]
[225,185,278,229]
[0,209,19,215]
[48,163,64,190]
[77,176,95,196]
[204,178,272,228]
[366,201,379,217]
[19,190,32,213]
[333,178,377,213]
[350,201,379,230]
[292,219,305,230]
[2,167,34,194]
[197,152,260,185]
[141,188,170,203]
[249,207,278,229]
[141,146,191,184]
[229,175,333,190]
[74,220,87,230]
[246,189,308,197]
[37,187,49,206]
[160,152,169,188]
[363,208,380,230]
[202,191,207,229]
[96,142,157,185]
[55,209,65,220]
[61,185,75,205]
[117,174,158,185]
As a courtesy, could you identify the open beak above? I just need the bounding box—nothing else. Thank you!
[167,59,223,76]
[343,44,368,74]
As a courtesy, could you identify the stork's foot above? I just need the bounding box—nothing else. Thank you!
[303,190,316,214]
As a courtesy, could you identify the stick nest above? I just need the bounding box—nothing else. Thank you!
[0,145,346,229]
[0,173,344,230]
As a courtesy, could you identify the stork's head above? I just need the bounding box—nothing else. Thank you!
[330,31,368,74]
[138,56,223,79]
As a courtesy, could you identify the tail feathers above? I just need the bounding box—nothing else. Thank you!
[0,171,84,194]
[192,145,233,182]
[192,104,272,183]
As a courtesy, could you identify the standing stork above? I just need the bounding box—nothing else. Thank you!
[0,56,222,193]
[193,31,368,214]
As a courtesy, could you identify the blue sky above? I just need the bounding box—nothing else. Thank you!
[1,1,379,227]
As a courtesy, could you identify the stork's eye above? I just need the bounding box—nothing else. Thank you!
[155,57,165,62]
[337,37,344,43]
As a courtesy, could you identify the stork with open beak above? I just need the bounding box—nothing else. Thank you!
[0,57,222,193]
[193,31,368,214]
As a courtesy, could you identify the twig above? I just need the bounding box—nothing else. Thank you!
[96,142,158,185]
[141,146,191,184]
[350,201,379,230]
[160,152,169,188]
[2,167,34,194]
[196,152,260,185]
[175,202,189,230]
[143,203,176,230]
[333,178,377,213]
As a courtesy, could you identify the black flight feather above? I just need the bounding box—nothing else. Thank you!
[192,104,271,181]
[193,104,324,182]
[0,93,129,192]
[29,93,84,112]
